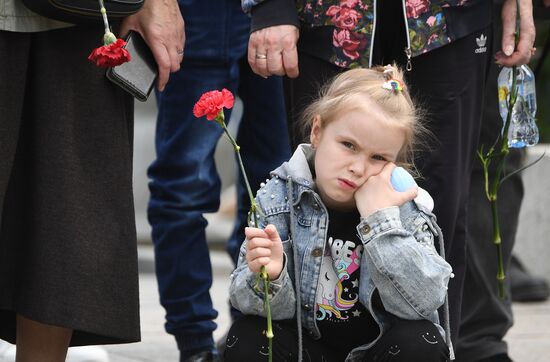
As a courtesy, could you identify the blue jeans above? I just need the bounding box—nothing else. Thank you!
[147,0,290,355]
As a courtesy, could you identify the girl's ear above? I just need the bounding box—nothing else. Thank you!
[310,115,322,147]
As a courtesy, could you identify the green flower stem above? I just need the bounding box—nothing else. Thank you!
[219,119,273,361]
[97,0,110,34]
[479,0,521,298]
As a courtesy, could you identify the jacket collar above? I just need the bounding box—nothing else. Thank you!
[271,144,316,189]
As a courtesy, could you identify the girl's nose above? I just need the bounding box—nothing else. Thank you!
[349,158,365,177]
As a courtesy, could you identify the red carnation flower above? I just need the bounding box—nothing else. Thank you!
[88,38,131,68]
[193,88,234,121]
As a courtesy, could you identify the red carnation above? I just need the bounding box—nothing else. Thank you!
[88,38,131,68]
[193,89,234,121]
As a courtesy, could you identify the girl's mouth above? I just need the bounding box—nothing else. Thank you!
[338,178,358,190]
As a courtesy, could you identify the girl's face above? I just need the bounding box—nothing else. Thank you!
[310,106,406,211]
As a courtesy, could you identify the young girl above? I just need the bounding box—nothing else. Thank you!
[225,66,453,361]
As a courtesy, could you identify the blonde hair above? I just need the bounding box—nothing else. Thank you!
[301,65,427,174]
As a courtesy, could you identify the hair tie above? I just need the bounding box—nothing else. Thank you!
[382,79,404,92]
[383,64,394,75]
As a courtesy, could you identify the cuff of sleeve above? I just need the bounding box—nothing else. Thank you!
[247,254,288,297]
[270,253,289,284]
[250,0,300,33]
[357,206,402,244]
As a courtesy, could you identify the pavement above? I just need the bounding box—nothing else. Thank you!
[87,244,550,362]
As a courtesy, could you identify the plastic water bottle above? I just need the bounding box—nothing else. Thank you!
[497,64,539,148]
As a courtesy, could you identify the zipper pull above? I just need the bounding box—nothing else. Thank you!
[404,47,412,71]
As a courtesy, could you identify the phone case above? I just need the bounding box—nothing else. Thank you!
[106,31,157,102]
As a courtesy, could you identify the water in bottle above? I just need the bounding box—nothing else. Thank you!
[497,64,539,148]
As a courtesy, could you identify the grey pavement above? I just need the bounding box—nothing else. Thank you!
[94,245,550,362]
[101,247,233,362]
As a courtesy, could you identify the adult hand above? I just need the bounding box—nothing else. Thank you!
[496,0,535,67]
[245,225,284,281]
[354,163,417,219]
[120,0,185,91]
[248,25,300,78]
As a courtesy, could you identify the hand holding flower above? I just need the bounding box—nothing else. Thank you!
[245,225,284,281]
[496,0,535,66]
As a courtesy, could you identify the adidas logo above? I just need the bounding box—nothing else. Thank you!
[475,34,487,54]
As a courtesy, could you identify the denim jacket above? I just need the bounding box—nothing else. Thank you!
[230,144,454,361]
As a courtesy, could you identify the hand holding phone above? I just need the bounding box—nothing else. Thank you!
[106,31,158,102]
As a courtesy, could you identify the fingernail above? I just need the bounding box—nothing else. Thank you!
[504,45,514,56]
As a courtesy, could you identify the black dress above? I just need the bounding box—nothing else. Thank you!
[0,25,140,346]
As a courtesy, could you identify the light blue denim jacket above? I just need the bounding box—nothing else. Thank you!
[229,144,454,361]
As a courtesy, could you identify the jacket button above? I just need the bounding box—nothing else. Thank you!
[361,224,371,234]
[311,248,323,257]
[302,304,312,311]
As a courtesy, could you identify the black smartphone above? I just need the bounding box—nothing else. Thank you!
[106,31,157,102]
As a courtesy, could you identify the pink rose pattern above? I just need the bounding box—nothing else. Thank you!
[296,0,469,68]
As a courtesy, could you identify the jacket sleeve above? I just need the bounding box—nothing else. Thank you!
[229,197,297,320]
[358,206,452,320]
[242,0,299,33]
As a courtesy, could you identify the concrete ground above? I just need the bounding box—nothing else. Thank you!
[93,246,550,362]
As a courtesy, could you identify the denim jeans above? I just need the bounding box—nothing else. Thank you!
[147,0,290,355]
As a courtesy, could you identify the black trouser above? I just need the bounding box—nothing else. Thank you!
[456,4,521,360]
[223,316,448,362]
[283,1,492,344]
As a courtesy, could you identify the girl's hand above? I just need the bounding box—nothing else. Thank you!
[245,225,284,280]
[354,163,418,218]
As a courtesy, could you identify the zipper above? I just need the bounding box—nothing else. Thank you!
[310,192,330,338]
[368,0,377,68]
[401,0,413,71]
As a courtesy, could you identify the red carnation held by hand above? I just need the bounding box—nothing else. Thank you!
[193,89,234,121]
[88,38,131,68]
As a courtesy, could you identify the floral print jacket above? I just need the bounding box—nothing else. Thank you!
[243,0,491,69]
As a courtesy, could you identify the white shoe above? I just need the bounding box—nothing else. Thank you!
[0,340,15,362]
[66,346,109,362]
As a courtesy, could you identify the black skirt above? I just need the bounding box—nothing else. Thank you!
[0,25,140,346]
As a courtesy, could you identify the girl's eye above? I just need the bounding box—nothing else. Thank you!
[342,141,355,150]
[373,155,386,161]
